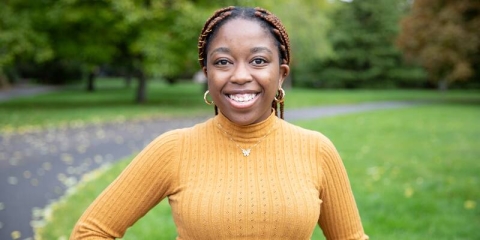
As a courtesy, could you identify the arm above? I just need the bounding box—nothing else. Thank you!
[70,130,180,239]
[317,135,368,240]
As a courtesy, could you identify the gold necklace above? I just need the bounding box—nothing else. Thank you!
[216,119,278,157]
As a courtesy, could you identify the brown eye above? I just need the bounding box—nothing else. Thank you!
[251,58,267,65]
[215,59,230,66]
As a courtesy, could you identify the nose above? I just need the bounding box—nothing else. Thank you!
[230,62,252,84]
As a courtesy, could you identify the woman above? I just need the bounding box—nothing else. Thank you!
[71,6,368,240]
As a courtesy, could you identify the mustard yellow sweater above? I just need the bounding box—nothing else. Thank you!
[71,112,368,240]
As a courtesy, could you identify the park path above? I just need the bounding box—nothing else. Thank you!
[0,100,420,240]
[0,84,61,103]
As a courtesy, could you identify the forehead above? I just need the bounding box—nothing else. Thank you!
[209,18,276,50]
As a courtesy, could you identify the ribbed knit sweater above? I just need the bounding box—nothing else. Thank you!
[71,112,368,240]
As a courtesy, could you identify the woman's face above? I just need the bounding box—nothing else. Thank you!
[204,18,290,125]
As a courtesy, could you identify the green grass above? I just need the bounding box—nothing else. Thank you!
[287,88,480,107]
[35,102,480,239]
[299,104,480,239]
[0,79,211,133]
[1,77,479,133]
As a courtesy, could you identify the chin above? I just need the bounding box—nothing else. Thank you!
[224,109,270,126]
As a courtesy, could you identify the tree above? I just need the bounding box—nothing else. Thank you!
[268,0,335,88]
[311,0,426,89]
[397,0,480,90]
[109,0,207,102]
[36,0,206,102]
[42,0,124,90]
[0,0,52,88]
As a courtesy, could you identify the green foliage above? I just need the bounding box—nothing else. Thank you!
[51,0,203,78]
[258,1,335,64]
[3,0,477,91]
[303,0,427,89]
[3,0,213,86]
[0,0,117,84]
[131,1,208,78]
[45,0,122,64]
[0,0,52,84]
[396,0,480,89]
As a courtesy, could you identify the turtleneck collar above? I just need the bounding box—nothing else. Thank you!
[214,110,279,144]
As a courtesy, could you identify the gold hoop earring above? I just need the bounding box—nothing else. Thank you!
[204,90,214,105]
[274,88,285,103]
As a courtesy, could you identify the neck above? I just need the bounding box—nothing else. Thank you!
[214,111,279,145]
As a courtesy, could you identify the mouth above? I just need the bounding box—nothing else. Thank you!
[227,93,259,103]
[224,92,260,109]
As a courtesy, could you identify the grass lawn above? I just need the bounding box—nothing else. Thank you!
[35,102,480,239]
[0,79,210,133]
[1,77,479,133]
[300,104,480,239]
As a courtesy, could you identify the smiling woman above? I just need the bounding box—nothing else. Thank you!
[70,6,368,240]
[203,16,289,125]
[199,7,291,124]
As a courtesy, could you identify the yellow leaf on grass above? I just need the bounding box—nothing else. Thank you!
[404,187,414,198]
[464,200,476,210]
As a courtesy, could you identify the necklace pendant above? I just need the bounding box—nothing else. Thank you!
[241,148,251,157]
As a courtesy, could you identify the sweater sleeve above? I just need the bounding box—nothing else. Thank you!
[317,134,369,240]
[70,130,181,239]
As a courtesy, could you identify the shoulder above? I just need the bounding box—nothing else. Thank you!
[149,128,185,148]
[130,122,208,174]
[147,118,213,148]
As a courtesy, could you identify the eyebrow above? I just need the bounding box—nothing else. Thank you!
[209,46,273,57]
[209,47,230,57]
[251,47,273,54]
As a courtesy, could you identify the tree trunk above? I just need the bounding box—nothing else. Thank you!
[86,69,97,92]
[0,70,11,90]
[438,78,448,91]
[136,71,147,103]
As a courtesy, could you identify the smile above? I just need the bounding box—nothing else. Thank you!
[227,93,258,103]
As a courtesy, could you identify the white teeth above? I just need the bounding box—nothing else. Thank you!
[228,93,257,102]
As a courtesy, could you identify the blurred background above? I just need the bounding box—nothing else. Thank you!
[1,0,479,95]
[0,0,479,239]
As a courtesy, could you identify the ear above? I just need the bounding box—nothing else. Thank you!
[202,66,208,78]
[278,64,290,88]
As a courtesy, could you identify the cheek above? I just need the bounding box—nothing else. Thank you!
[206,74,225,96]
[259,71,281,90]
[207,70,225,82]
[206,71,218,86]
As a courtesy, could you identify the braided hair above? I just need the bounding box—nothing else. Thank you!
[198,6,290,119]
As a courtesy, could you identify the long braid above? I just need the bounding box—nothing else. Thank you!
[280,101,284,119]
[271,99,285,119]
[254,7,288,120]
[198,6,290,119]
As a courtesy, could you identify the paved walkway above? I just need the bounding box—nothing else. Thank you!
[0,84,61,102]
[0,99,422,240]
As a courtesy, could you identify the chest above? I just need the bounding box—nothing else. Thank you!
[168,152,322,239]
